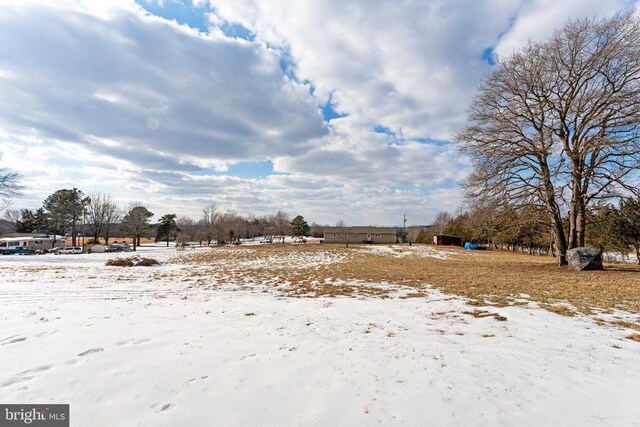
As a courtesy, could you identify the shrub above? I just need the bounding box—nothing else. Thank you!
[106,257,135,267]
[105,256,160,267]
[135,257,160,266]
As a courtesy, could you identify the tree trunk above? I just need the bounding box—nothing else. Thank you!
[568,193,578,249]
[71,222,77,247]
[568,170,587,249]
[576,202,586,248]
[133,235,138,252]
[541,162,567,265]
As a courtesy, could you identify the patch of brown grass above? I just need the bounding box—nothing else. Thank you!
[179,244,640,315]
[463,310,507,321]
[135,257,160,267]
[626,333,640,342]
[315,246,640,314]
[106,257,160,267]
[541,304,576,317]
[611,320,640,331]
[106,257,135,267]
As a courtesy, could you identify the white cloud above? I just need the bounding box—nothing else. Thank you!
[494,0,633,57]
[208,0,523,140]
[0,1,326,164]
[1,0,637,225]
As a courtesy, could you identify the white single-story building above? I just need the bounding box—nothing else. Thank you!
[323,227,397,244]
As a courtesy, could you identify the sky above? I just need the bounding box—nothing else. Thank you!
[0,0,638,226]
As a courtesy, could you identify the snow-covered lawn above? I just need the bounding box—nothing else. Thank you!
[357,244,464,259]
[1,245,639,426]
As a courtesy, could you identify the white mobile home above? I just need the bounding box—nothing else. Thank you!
[0,234,66,251]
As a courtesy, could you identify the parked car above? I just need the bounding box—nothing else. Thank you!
[259,238,273,244]
[0,247,36,255]
[293,237,307,243]
[107,243,132,252]
[59,246,83,254]
[233,239,242,245]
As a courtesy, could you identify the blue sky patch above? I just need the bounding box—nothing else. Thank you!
[227,160,274,179]
[194,160,277,179]
[136,0,208,32]
[278,49,298,82]
[219,22,255,41]
[322,94,348,122]
[373,125,395,137]
[482,47,496,66]
[411,138,450,147]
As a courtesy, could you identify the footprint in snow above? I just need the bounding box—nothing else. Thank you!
[1,365,51,388]
[151,403,175,412]
[18,365,51,375]
[185,375,210,385]
[1,337,27,345]
[77,348,104,357]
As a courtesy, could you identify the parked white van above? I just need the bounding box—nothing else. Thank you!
[59,246,83,254]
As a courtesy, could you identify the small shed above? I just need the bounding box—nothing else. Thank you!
[433,235,463,246]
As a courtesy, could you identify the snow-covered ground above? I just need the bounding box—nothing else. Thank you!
[1,245,639,426]
[357,244,465,259]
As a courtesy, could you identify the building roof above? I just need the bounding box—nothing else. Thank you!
[323,226,397,234]
[0,233,64,240]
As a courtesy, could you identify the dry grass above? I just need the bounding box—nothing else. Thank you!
[106,257,160,267]
[626,333,640,342]
[135,257,160,267]
[611,320,640,331]
[106,257,136,267]
[463,310,508,321]
[179,244,640,315]
[315,245,640,314]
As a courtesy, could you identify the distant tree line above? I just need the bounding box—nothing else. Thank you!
[174,208,316,245]
[437,196,640,263]
[3,188,325,250]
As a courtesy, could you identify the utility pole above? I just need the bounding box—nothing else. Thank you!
[403,214,407,245]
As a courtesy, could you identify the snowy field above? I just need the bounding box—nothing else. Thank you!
[1,244,639,426]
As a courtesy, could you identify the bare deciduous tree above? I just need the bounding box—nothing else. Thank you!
[176,216,196,243]
[432,211,452,235]
[200,204,218,245]
[457,13,640,265]
[102,198,121,245]
[0,155,21,215]
[274,210,290,243]
[86,192,121,244]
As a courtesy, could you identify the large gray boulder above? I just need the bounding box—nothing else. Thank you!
[567,247,603,271]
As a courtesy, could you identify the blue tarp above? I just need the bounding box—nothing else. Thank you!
[464,242,477,250]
